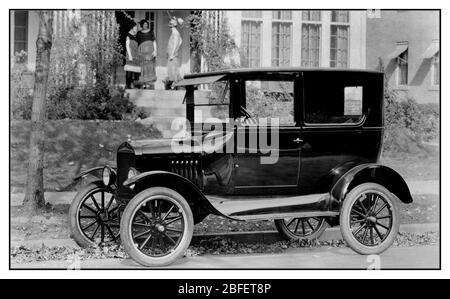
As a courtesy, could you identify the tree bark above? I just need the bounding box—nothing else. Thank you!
[23,11,53,214]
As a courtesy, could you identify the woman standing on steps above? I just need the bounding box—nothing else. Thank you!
[124,21,141,89]
[137,19,157,89]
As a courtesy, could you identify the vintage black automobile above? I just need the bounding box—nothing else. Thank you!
[69,68,413,267]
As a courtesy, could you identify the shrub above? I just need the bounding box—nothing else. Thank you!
[10,51,34,120]
[45,83,147,121]
[376,57,439,155]
[383,88,439,155]
[188,12,238,72]
[11,11,140,121]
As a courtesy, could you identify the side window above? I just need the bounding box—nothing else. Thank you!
[244,80,295,126]
[304,75,364,124]
[194,81,230,123]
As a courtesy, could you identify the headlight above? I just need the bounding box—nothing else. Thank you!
[102,166,115,186]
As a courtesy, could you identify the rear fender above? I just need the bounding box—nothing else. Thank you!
[330,163,413,211]
[123,171,230,223]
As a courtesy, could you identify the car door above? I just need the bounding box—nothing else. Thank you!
[298,71,376,195]
[232,74,302,195]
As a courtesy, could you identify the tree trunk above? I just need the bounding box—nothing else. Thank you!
[23,11,53,214]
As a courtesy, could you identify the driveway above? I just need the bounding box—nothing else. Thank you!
[11,245,439,269]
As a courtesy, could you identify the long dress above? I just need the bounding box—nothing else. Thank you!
[137,30,157,84]
[125,33,141,87]
[125,33,141,72]
[167,28,182,82]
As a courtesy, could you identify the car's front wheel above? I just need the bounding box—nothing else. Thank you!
[275,217,327,241]
[340,183,400,255]
[120,187,194,267]
[69,182,121,247]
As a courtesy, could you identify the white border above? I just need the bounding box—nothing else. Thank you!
[1,0,447,279]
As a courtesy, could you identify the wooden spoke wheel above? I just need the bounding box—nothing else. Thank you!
[70,182,120,247]
[340,183,399,255]
[275,217,327,241]
[120,187,194,267]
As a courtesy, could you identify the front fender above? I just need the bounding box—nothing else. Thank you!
[73,166,104,181]
[330,163,413,210]
[123,171,231,222]
[73,166,117,181]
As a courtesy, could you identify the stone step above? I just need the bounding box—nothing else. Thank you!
[126,90,210,108]
[139,106,186,117]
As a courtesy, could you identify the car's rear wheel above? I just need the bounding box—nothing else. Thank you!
[275,217,327,241]
[69,182,121,247]
[340,183,399,255]
[120,187,194,267]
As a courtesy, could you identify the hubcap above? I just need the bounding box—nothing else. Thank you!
[367,216,377,224]
[156,224,165,232]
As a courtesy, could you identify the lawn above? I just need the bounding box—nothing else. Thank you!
[380,145,439,181]
[10,120,162,193]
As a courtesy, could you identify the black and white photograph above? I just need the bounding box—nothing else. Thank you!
[5,2,445,280]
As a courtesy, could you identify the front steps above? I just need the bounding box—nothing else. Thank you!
[126,89,213,138]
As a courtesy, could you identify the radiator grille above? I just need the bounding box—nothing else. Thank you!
[170,160,200,183]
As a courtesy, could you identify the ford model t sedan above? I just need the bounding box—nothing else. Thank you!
[69,68,413,267]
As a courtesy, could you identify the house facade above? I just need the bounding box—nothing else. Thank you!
[366,10,440,104]
[10,10,193,89]
[224,10,367,70]
[11,10,368,89]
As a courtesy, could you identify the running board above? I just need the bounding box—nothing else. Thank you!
[234,211,339,222]
[207,193,336,221]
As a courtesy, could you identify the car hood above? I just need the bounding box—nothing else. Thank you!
[130,131,233,155]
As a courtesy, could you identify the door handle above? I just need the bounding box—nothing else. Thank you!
[293,138,303,144]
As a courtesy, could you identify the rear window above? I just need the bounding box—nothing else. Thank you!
[304,73,366,125]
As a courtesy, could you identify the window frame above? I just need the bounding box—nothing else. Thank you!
[13,10,28,56]
[331,10,350,23]
[271,18,293,67]
[301,23,322,67]
[241,19,263,68]
[431,52,440,87]
[330,11,350,69]
[144,11,156,32]
[301,11,322,68]
[241,74,298,127]
[302,74,367,128]
[396,49,409,87]
[302,10,322,22]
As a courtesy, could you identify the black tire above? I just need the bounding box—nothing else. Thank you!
[120,187,194,267]
[275,217,327,241]
[69,182,121,247]
[340,183,400,255]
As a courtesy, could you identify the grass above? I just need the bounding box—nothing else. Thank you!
[10,120,162,193]
[380,145,439,181]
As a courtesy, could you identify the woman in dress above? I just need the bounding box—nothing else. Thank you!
[137,19,157,89]
[124,22,141,89]
[166,17,183,88]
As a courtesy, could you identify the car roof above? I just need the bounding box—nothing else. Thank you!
[182,67,383,79]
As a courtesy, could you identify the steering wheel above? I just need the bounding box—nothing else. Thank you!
[240,106,252,119]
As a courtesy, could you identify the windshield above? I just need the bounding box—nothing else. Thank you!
[191,81,230,123]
